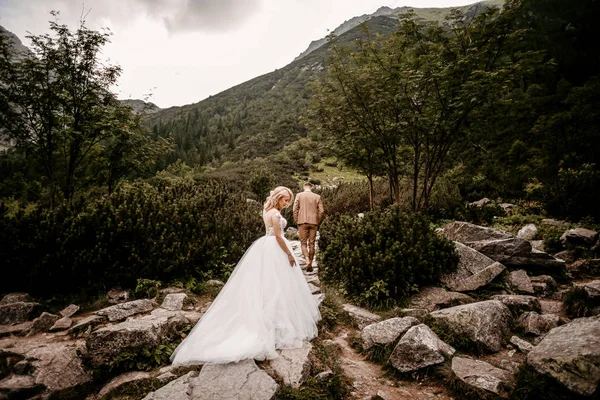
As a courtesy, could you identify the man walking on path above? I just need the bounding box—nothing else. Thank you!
[293,182,325,272]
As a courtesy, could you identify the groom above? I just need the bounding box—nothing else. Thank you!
[293,182,325,272]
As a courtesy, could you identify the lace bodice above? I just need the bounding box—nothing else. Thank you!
[265,212,287,236]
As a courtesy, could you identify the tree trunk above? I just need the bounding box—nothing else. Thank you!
[367,174,375,211]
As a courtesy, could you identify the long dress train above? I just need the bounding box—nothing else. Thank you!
[170,212,321,365]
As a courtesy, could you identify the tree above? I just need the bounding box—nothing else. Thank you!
[310,1,543,211]
[0,12,161,206]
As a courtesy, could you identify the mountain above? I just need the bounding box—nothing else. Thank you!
[121,99,161,115]
[145,1,504,171]
[0,25,32,59]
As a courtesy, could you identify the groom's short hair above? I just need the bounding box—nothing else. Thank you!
[304,182,313,189]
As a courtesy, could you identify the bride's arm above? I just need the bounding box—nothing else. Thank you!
[271,213,295,267]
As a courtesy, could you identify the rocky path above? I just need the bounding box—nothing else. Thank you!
[332,328,453,400]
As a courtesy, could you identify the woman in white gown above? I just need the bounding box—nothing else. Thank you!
[170,186,321,365]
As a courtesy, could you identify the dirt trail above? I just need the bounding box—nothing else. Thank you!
[332,329,454,400]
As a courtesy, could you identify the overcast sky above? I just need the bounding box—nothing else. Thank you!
[0,0,482,108]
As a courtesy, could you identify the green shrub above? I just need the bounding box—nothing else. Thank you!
[133,279,162,299]
[318,208,459,308]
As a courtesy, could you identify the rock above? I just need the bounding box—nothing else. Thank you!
[373,389,390,400]
[0,374,44,399]
[441,221,513,243]
[409,286,474,311]
[307,283,321,294]
[530,275,557,296]
[577,280,600,299]
[313,293,325,308]
[491,295,541,314]
[12,360,30,375]
[440,242,506,292]
[270,342,312,388]
[503,252,566,276]
[499,203,516,214]
[107,288,131,304]
[468,238,532,263]
[527,316,600,397]
[471,198,491,207]
[429,300,513,352]
[510,336,534,353]
[508,270,535,294]
[315,370,333,380]
[530,240,545,252]
[305,275,320,286]
[86,310,195,367]
[97,371,152,399]
[554,249,576,263]
[343,304,381,330]
[539,300,562,315]
[143,360,278,400]
[388,324,455,372]
[59,304,80,318]
[160,293,187,311]
[49,316,72,331]
[517,224,538,240]
[28,312,60,335]
[519,312,559,336]
[158,287,186,296]
[568,259,600,278]
[451,356,513,397]
[499,359,520,373]
[67,315,106,337]
[361,317,419,351]
[94,299,154,322]
[0,293,33,305]
[560,228,598,248]
[395,308,429,319]
[206,280,225,288]
[0,302,39,325]
[0,321,33,338]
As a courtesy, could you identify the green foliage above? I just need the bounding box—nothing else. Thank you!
[109,342,177,373]
[0,177,263,299]
[318,208,459,307]
[562,286,599,319]
[133,279,161,299]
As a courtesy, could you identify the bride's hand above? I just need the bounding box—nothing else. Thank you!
[287,254,295,267]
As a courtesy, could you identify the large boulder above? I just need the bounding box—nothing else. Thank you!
[527,316,600,397]
[143,360,278,400]
[560,228,598,248]
[409,287,474,312]
[361,317,419,351]
[160,293,188,311]
[0,302,40,325]
[86,310,199,367]
[568,259,600,278]
[491,295,541,314]
[270,343,312,388]
[0,293,33,305]
[429,300,513,352]
[519,312,559,336]
[94,299,155,322]
[440,242,506,292]
[468,238,532,263]
[441,221,513,243]
[27,312,60,335]
[343,304,381,329]
[451,356,514,397]
[388,324,455,373]
[517,224,538,240]
[507,270,535,294]
[577,280,600,299]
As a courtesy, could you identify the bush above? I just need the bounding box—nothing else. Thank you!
[318,208,459,308]
[133,279,162,299]
[0,177,264,300]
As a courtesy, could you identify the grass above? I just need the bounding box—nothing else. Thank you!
[295,157,365,187]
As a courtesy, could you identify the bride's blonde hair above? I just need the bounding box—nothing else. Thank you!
[264,186,293,211]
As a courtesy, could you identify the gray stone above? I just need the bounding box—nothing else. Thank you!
[539,300,562,315]
[59,304,79,318]
[97,371,152,399]
[313,294,325,308]
[270,342,312,388]
[28,312,60,335]
[160,293,187,311]
[568,259,600,278]
[508,270,535,294]
[158,287,186,296]
[107,288,131,304]
[499,359,521,373]
[315,370,333,380]
[86,310,195,367]
[94,299,154,322]
[471,198,491,207]
[577,280,600,299]
[0,302,39,325]
[307,283,321,294]
[527,316,600,396]
[491,295,541,314]
[0,321,33,338]
[440,242,506,292]
[143,360,278,400]
[0,375,43,399]
[429,300,513,352]
[530,240,545,252]
[361,317,419,350]
[0,293,33,305]
[468,238,532,263]
[517,224,538,240]
[519,312,559,336]
[395,308,429,319]
[374,389,390,400]
[206,280,225,288]
[49,317,72,331]
[67,315,106,337]
[441,221,513,244]
[451,356,513,397]
[409,286,474,311]
[389,324,455,372]
[343,304,381,329]
[510,336,534,353]
[554,250,576,264]
[530,275,557,296]
[500,203,516,214]
[305,275,320,286]
[560,228,598,248]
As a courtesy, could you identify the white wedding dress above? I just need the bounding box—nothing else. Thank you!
[170,211,321,365]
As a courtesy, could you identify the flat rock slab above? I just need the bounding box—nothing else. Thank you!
[95,299,155,322]
[97,371,152,399]
[508,270,534,294]
[429,300,513,352]
[307,283,321,295]
[491,295,541,314]
[270,342,312,388]
[68,315,106,337]
[50,316,72,331]
[560,228,598,248]
[519,312,559,336]
[440,242,505,292]
[389,324,455,373]
[409,287,474,312]
[452,356,513,397]
[143,360,278,400]
[59,304,80,318]
[0,302,39,325]
[343,304,381,330]
[361,317,419,351]
[510,336,534,353]
[161,293,188,311]
[527,316,600,397]
[0,321,33,338]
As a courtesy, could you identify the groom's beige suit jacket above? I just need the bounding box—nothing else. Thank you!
[293,190,324,225]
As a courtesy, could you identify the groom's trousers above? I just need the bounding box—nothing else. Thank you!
[298,223,318,265]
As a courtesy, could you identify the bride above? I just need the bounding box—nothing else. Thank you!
[170,186,321,365]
